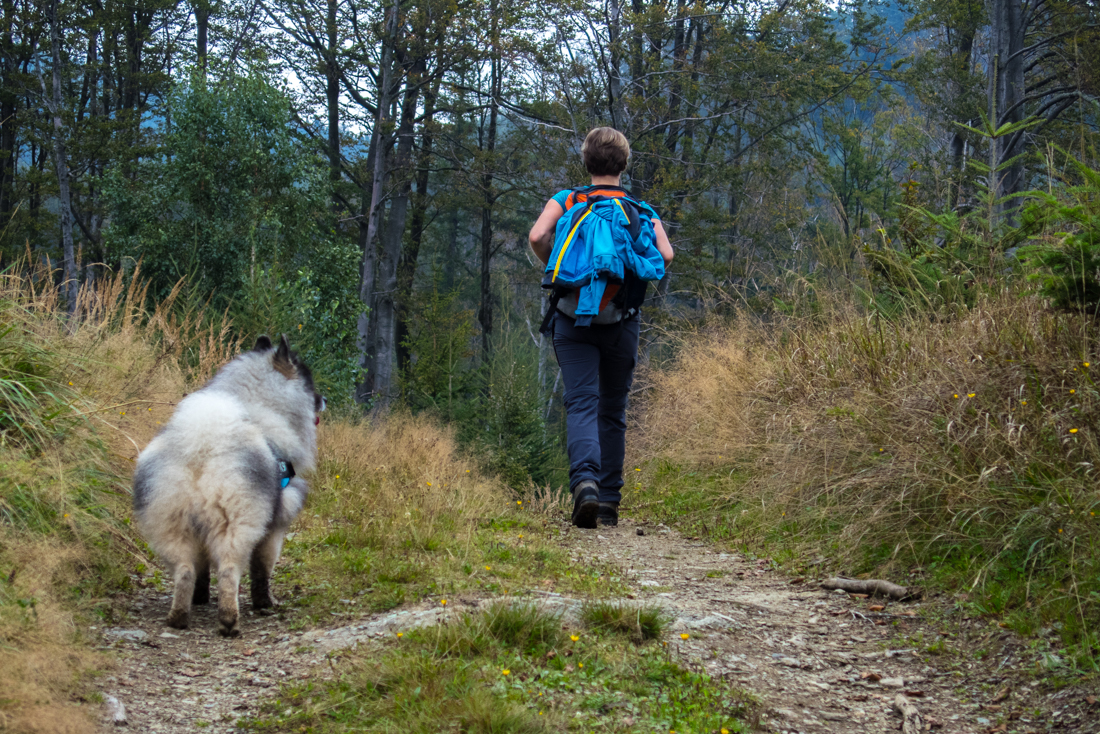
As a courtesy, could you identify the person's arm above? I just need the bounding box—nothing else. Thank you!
[528,199,565,266]
[653,219,674,266]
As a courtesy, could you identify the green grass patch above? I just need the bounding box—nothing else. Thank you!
[580,600,667,642]
[240,603,754,733]
[272,444,629,628]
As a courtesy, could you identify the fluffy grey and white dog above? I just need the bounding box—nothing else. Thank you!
[133,335,324,637]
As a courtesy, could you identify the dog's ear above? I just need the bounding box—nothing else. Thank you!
[253,335,273,352]
[272,335,296,378]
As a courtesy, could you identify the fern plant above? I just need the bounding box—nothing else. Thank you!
[1017,152,1100,312]
[868,113,1043,313]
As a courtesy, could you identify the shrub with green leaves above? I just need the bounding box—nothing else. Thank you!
[1018,154,1100,312]
[103,70,363,404]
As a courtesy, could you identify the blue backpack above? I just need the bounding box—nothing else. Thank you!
[539,186,665,333]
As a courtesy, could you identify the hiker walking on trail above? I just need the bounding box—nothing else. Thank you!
[528,127,674,529]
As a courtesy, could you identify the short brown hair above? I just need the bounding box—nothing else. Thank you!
[582,127,630,176]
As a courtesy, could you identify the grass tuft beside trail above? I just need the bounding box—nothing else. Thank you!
[241,602,754,734]
[629,288,1100,671]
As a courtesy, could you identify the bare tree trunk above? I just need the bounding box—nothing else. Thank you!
[396,82,437,376]
[478,7,500,363]
[991,0,1025,221]
[195,1,209,75]
[325,0,340,208]
[605,0,623,129]
[371,59,423,412]
[948,27,975,211]
[43,0,78,312]
[355,0,400,405]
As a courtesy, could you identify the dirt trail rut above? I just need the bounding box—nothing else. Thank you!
[97,517,1096,733]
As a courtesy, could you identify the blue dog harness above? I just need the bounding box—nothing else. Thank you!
[277,459,295,489]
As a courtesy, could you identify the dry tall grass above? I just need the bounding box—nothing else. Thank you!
[0,263,242,732]
[632,289,1100,656]
[1,263,518,730]
[307,414,504,555]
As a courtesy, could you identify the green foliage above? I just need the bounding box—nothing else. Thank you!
[1018,153,1100,312]
[235,262,364,406]
[105,70,330,301]
[867,114,1046,313]
[459,330,568,491]
[401,289,567,490]
[400,280,478,417]
[103,70,362,403]
[864,240,978,313]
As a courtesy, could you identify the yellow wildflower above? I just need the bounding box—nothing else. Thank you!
[680,633,690,640]
[440,599,447,606]
[570,635,579,642]
[501,669,510,676]
[1070,428,1079,434]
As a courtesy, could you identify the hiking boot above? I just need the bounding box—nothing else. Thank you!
[571,480,599,528]
[597,502,619,526]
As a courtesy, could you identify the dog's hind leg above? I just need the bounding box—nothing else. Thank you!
[250,529,285,611]
[166,560,196,629]
[214,558,244,637]
[192,555,211,605]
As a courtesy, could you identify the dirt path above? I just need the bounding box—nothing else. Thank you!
[97,517,1097,733]
[564,518,1098,734]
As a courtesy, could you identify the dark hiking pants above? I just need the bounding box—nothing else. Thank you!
[552,312,640,503]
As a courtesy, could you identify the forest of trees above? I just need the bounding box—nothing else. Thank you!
[2,0,1098,483]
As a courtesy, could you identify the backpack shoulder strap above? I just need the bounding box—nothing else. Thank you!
[564,185,597,210]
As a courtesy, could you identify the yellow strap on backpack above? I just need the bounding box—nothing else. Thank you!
[553,209,592,281]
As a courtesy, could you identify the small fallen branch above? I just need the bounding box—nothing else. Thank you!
[821,578,918,600]
[892,693,923,734]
